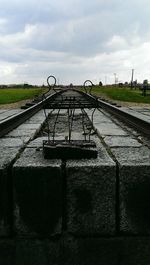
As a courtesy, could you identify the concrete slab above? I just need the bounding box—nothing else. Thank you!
[16,124,42,130]
[86,110,114,124]
[5,129,37,138]
[0,147,20,236]
[66,137,116,236]
[13,110,47,125]
[0,138,24,148]
[0,240,15,265]
[13,148,63,237]
[111,146,150,235]
[104,136,142,147]
[87,109,129,136]
[95,124,128,136]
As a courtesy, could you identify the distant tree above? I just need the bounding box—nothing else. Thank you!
[143,79,148,85]
[124,82,128,86]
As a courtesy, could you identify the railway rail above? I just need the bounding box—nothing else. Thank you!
[0,87,150,139]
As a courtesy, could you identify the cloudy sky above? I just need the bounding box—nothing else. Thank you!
[0,0,150,85]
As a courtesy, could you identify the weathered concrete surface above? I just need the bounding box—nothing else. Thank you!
[13,148,63,237]
[0,138,24,148]
[111,146,150,235]
[87,109,129,136]
[120,107,150,122]
[66,138,116,236]
[103,135,142,147]
[23,113,47,124]
[0,147,20,236]
[6,129,38,138]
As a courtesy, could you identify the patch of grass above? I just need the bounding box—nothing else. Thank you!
[0,88,44,104]
[90,86,150,104]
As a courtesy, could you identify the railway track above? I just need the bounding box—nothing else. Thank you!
[0,91,60,137]
[0,88,150,139]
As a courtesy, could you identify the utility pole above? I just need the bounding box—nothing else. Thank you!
[131,69,134,89]
[114,73,116,85]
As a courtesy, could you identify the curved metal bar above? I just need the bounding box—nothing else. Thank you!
[47,75,57,93]
[83,80,94,94]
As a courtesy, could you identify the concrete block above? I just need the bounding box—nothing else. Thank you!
[66,138,116,235]
[13,148,63,237]
[112,147,150,235]
[0,240,15,265]
[0,147,20,236]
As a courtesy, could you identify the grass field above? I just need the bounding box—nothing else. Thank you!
[0,88,44,104]
[90,86,150,104]
[0,86,150,105]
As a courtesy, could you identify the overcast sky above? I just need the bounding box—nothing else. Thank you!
[0,0,150,85]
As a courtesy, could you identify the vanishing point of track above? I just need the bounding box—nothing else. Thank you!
[0,88,150,138]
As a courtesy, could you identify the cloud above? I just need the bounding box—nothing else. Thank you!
[0,0,150,84]
[106,35,129,51]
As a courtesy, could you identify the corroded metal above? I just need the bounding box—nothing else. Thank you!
[42,77,98,159]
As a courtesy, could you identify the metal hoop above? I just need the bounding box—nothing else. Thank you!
[83,80,93,94]
[47,75,57,88]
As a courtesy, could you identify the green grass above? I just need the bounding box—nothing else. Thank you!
[90,86,150,104]
[0,88,44,104]
[1,86,150,105]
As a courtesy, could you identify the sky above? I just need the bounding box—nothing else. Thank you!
[0,0,150,85]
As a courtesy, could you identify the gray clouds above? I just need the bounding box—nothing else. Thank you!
[0,0,150,84]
